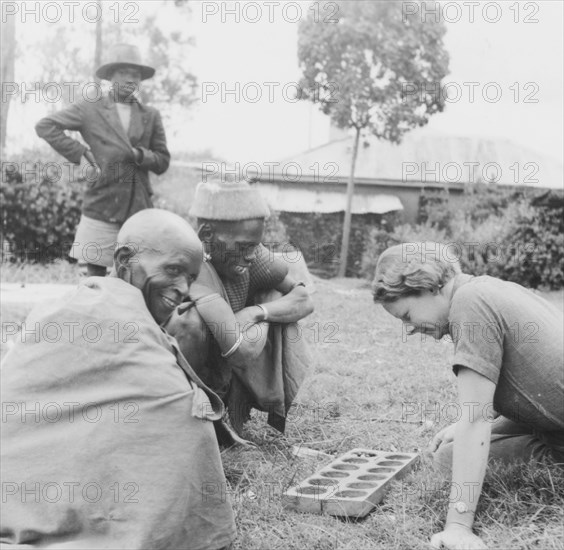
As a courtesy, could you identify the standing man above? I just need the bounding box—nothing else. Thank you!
[36,43,170,276]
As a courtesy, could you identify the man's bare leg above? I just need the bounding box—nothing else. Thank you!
[213,419,256,449]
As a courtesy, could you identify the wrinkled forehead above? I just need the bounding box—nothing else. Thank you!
[212,218,265,242]
[135,244,202,274]
[155,231,202,259]
[120,226,202,259]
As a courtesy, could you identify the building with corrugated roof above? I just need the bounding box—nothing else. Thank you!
[253,129,563,223]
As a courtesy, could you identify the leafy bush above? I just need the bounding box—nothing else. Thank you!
[279,211,401,278]
[361,185,564,289]
[505,201,564,288]
[262,208,290,252]
[1,159,82,263]
[360,221,449,280]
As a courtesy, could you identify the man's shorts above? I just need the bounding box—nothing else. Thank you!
[69,215,121,267]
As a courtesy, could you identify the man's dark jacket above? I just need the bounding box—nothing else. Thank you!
[35,95,170,223]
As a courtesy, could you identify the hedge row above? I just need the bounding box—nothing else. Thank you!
[275,211,400,278]
[1,161,82,263]
[361,186,564,289]
[2,160,562,289]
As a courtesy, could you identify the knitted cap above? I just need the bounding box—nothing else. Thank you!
[189,179,270,221]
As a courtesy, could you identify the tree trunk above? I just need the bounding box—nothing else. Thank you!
[94,0,103,84]
[337,127,361,278]
[0,14,16,153]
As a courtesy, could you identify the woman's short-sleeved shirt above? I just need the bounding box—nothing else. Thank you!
[449,274,563,433]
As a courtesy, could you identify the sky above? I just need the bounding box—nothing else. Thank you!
[4,0,563,168]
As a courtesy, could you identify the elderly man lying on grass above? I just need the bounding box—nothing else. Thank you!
[166,178,314,444]
[0,209,236,550]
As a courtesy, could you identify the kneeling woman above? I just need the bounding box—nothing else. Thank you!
[373,242,563,550]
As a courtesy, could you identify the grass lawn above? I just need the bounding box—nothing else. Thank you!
[1,271,563,549]
[222,277,564,550]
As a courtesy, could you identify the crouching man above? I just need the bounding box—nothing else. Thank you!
[166,179,314,439]
[0,209,236,550]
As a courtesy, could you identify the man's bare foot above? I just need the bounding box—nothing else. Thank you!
[213,419,256,449]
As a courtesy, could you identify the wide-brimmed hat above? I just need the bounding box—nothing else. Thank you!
[96,43,155,81]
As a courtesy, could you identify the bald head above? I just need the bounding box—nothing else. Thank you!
[112,209,203,325]
[116,209,200,256]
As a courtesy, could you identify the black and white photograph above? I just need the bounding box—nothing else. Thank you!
[1,1,563,549]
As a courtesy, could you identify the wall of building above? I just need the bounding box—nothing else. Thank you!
[256,178,467,224]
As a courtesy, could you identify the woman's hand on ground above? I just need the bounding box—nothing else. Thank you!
[430,524,487,549]
[429,422,457,452]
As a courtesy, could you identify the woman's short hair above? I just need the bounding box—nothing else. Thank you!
[372,242,462,303]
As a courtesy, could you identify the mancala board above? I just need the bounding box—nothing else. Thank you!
[283,448,419,518]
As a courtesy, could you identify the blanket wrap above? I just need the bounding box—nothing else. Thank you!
[0,277,236,550]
